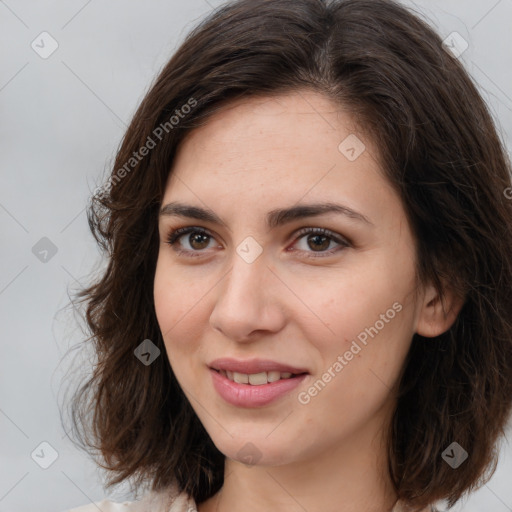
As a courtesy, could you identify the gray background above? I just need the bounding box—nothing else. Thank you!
[0,1,511,511]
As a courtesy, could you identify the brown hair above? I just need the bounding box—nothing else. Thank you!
[63,0,512,510]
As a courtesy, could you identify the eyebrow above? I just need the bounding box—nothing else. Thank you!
[159,201,373,229]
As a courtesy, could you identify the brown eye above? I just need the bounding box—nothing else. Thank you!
[306,234,331,251]
[188,232,211,250]
[291,227,351,258]
[166,227,218,256]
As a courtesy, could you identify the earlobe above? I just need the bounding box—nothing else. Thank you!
[415,283,464,338]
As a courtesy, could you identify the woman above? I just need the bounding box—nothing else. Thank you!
[65,0,512,511]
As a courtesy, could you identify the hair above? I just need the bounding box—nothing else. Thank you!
[64,0,512,510]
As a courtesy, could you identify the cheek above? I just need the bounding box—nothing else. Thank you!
[153,259,207,357]
[298,262,416,412]
[297,288,412,432]
[305,262,413,345]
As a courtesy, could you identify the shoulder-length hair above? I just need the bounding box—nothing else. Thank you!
[64,0,512,510]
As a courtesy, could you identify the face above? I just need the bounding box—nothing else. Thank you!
[154,91,424,467]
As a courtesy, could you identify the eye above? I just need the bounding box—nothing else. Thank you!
[289,227,350,258]
[165,225,350,259]
[165,226,219,257]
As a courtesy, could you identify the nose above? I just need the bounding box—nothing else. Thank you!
[209,250,286,342]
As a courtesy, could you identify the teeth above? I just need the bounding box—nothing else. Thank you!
[233,372,249,384]
[267,371,281,382]
[248,372,267,385]
[220,370,297,385]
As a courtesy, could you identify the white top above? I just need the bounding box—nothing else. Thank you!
[68,486,197,512]
[67,487,435,512]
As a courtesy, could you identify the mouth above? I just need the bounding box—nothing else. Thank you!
[208,358,309,407]
[209,357,309,376]
[212,368,307,385]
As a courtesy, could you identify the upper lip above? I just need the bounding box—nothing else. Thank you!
[209,358,309,375]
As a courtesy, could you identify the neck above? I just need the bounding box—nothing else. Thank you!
[198,409,399,512]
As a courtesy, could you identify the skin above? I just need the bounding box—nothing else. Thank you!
[153,90,461,512]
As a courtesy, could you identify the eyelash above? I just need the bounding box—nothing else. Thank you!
[165,226,351,259]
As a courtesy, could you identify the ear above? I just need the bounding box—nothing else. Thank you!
[415,281,465,338]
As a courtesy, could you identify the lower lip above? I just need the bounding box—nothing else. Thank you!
[210,368,308,407]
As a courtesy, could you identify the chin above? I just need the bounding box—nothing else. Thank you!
[209,430,300,467]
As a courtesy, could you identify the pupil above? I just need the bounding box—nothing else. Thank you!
[190,233,209,249]
[309,234,329,251]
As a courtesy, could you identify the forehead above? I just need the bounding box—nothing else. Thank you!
[176,92,365,155]
[161,91,399,228]
[168,92,377,180]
